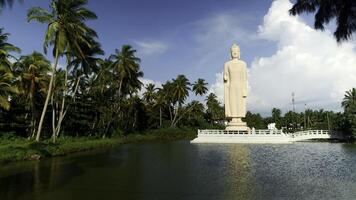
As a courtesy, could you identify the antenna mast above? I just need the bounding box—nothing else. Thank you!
[292,92,295,112]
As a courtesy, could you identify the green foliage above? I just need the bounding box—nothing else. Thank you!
[290,0,356,42]
[0,128,195,163]
[1,0,355,165]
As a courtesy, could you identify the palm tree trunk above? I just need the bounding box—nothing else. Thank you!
[51,92,56,141]
[168,105,173,122]
[118,79,123,98]
[159,107,162,128]
[173,106,194,127]
[54,75,81,140]
[30,78,36,137]
[171,104,179,127]
[36,49,59,142]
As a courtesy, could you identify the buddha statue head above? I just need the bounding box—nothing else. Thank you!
[230,44,240,59]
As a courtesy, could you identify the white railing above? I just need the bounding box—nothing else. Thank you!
[198,129,284,135]
[289,130,330,138]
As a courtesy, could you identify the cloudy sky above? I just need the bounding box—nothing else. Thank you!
[1,0,355,115]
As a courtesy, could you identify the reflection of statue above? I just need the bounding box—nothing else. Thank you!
[224,44,248,130]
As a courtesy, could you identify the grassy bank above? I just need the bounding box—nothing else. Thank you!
[0,128,196,164]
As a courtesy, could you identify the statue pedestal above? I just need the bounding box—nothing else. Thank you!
[226,118,248,131]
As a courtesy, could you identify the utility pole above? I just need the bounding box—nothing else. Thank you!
[292,92,295,113]
[292,92,296,131]
[327,112,331,131]
[304,104,307,130]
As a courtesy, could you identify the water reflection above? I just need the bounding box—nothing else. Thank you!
[0,157,84,200]
[0,142,355,200]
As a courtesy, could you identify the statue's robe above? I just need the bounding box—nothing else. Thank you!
[224,59,247,118]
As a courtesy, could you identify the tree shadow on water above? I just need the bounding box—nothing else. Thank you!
[0,157,85,200]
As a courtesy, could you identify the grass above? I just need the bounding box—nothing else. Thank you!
[0,127,196,164]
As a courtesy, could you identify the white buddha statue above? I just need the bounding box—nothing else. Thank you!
[224,44,248,131]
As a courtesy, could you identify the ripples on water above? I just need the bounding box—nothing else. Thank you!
[0,142,355,200]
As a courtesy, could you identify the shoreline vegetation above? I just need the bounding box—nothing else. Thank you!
[1,0,356,166]
[0,128,196,164]
[1,128,354,165]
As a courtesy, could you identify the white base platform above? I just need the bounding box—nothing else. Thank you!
[191,134,291,144]
[191,129,333,144]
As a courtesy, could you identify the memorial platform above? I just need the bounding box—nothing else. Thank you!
[190,129,334,144]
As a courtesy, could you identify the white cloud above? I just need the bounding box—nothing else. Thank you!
[134,40,168,57]
[137,78,162,97]
[210,0,356,115]
[190,13,257,68]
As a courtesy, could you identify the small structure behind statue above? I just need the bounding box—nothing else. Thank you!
[224,44,248,131]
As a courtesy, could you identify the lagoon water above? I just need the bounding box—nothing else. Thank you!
[0,141,356,200]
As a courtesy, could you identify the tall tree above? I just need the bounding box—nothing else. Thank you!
[290,0,356,42]
[192,78,208,96]
[143,83,157,104]
[28,0,98,141]
[14,52,51,137]
[0,28,20,110]
[0,70,18,110]
[109,45,142,99]
[0,28,20,71]
[205,93,223,124]
[342,88,356,112]
[170,74,190,127]
[52,40,103,142]
[271,107,282,128]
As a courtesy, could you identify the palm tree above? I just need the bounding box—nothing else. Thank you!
[14,52,51,137]
[0,28,21,71]
[205,93,223,124]
[342,88,356,113]
[0,28,20,111]
[0,70,18,110]
[51,40,104,142]
[171,75,190,105]
[271,107,281,128]
[170,74,190,127]
[28,0,98,141]
[143,83,157,104]
[109,45,142,98]
[192,78,208,96]
[187,100,204,120]
[153,89,166,127]
[290,0,356,42]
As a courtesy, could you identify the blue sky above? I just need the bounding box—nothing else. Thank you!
[2,0,355,115]
[0,0,275,83]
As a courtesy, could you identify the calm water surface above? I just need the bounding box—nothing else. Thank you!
[0,141,356,200]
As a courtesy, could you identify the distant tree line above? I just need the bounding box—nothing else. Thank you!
[1,0,356,143]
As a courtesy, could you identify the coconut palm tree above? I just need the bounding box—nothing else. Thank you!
[28,0,98,141]
[143,83,157,104]
[51,40,104,142]
[109,45,142,98]
[342,88,356,113]
[14,52,51,137]
[171,75,190,105]
[271,107,282,128]
[290,0,356,42]
[0,28,20,111]
[205,93,223,124]
[170,74,190,127]
[192,78,208,96]
[153,89,166,127]
[0,70,18,110]
[186,100,204,120]
[0,28,20,71]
